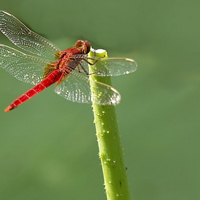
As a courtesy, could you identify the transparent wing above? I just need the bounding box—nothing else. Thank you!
[77,56,137,76]
[0,44,50,85]
[54,70,121,105]
[0,10,60,60]
[91,57,138,76]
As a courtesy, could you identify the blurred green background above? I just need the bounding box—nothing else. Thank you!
[0,0,199,199]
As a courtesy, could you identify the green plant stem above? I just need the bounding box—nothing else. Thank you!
[89,50,131,200]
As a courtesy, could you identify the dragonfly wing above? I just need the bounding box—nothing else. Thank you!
[54,70,121,105]
[0,44,50,85]
[86,57,138,76]
[0,10,60,60]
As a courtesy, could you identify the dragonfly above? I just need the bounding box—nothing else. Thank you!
[0,10,137,112]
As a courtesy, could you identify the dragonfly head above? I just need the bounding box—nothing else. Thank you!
[75,40,91,54]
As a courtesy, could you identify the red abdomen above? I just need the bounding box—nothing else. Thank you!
[5,70,62,112]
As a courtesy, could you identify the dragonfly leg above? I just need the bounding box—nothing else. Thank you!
[79,63,89,75]
[75,62,94,75]
[78,63,101,76]
[84,58,104,75]
[83,57,100,65]
[77,65,84,73]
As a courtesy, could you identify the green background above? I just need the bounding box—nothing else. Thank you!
[0,0,199,199]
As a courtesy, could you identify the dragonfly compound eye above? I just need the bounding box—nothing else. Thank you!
[75,40,91,54]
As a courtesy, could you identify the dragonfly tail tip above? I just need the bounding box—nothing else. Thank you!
[4,106,12,112]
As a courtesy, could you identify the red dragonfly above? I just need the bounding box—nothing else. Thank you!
[0,11,137,112]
